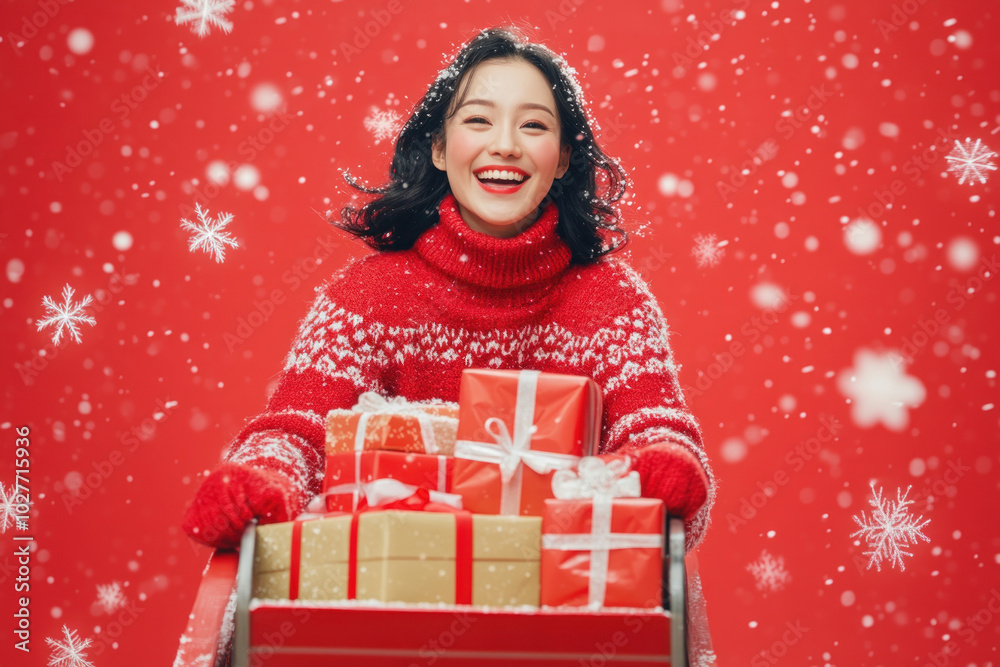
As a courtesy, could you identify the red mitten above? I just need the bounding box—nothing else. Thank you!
[626,442,710,520]
[181,462,305,550]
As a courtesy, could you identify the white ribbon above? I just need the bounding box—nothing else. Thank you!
[543,456,660,608]
[351,392,452,454]
[313,451,452,512]
[551,456,641,501]
[453,370,581,515]
[319,477,462,511]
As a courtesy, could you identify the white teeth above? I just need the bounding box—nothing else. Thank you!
[477,170,524,182]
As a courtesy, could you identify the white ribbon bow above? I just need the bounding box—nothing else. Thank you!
[453,370,582,515]
[543,456,661,608]
[551,456,641,500]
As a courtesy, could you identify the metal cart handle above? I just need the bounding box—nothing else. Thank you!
[666,516,688,667]
[233,518,257,667]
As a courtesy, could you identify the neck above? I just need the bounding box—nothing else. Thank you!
[456,201,542,239]
[413,193,573,289]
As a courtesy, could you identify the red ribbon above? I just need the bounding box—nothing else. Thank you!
[286,490,473,604]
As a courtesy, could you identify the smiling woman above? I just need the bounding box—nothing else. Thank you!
[430,59,572,238]
[331,26,628,262]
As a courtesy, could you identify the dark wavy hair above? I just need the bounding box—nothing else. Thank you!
[333,26,629,264]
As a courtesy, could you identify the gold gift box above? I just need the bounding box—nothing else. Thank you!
[252,511,541,607]
[326,401,459,456]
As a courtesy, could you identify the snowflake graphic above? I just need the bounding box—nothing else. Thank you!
[945,138,998,185]
[180,203,239,263]
[36,284,97,345]
[175,0,235,38]
[851,483,931,572]
[363,108,403,144]
[0,481,22,534]
[745,549,791,592]
[837,348,926,432]
[96,581,127,615]
[691,233,727,268]
[45,626,95,667]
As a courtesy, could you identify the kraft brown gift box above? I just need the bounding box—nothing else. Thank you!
[252,511,541,607]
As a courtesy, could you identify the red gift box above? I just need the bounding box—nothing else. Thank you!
[452,369,602,516]
[541,496,664,608]
[321,450,453,512]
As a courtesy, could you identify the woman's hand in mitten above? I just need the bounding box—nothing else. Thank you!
[181,461,304,550]
[627,442,710,520]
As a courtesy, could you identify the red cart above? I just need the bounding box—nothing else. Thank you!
[175,517,692,666]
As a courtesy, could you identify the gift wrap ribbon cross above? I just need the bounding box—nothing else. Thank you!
[287,487,472,604]
[454,369,582,515]
[545,457,664,608]
[352,392,447,454]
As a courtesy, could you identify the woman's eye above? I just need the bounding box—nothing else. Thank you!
[463,117,547,130]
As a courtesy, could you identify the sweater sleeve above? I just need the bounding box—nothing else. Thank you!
[592,260,716,551]
[221,261,384,504]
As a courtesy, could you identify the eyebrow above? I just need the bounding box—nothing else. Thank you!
[457,98,556,118]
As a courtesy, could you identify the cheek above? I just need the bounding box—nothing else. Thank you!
[445,130,481,166]
[527,140,564,174]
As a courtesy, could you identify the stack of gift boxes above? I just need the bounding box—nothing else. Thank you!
[252,369,666,610]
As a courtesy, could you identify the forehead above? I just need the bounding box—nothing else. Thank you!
[453,59,556,109]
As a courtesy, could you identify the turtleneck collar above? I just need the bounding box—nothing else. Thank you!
[413,193,573,289]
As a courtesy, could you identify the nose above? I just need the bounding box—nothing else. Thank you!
[488,122,521,158]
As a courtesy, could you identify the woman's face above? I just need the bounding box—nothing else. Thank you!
[432,58,572,238]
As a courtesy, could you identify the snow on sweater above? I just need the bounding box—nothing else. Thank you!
[223,192,716,550]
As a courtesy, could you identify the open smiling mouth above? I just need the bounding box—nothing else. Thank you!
[475,170,529,194]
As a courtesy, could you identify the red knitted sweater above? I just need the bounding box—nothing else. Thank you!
[222,193,715,549]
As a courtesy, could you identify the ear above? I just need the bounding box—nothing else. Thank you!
[431,134,447,172]
[555,143,572,179]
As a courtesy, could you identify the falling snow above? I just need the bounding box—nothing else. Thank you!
[945,138,998,185]
[0,481,21,534]
[851,483,931,572]
[745,549,791,592]
[175,0,235,38]
[96,581,127,615]
[36,284,97,345]
[363,108,403,144]
[180,203,239,263]
[691,234,727,267]
[837,348,926,432]
[45,626,95,667]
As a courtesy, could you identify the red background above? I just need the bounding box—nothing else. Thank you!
[2,0,998,665]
